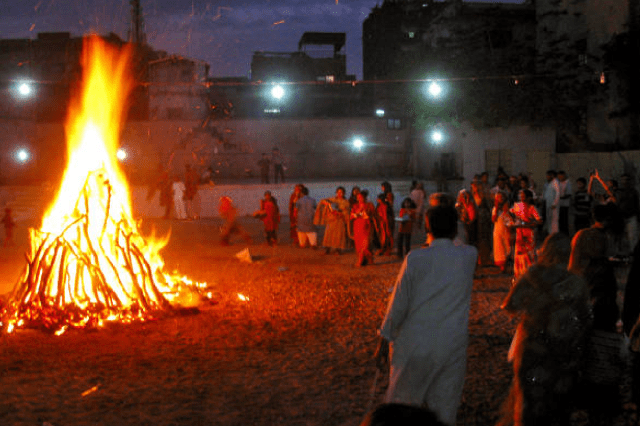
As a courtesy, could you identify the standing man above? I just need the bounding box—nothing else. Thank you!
[557,170,572,235]
[295,186,318,248]
[257,153,271,184]
[272,147,285,184]
[543,170,560,235]
[375,205,478,426]
[288,184,304,246]
[183,163,199,219]
[573,177,593,232]
[618,173,640,253]
[172,175,187,220]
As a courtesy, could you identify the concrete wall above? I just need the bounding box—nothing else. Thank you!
[6,149,640,222]
[419,122,556,187]
[0,117,412,185]
[1,179,445,224]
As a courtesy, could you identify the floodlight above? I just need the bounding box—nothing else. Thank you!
[19,83,32,97]
[428,82,442,97]
[116,148,127,161]
[15,148,31,163]
[431,130,444,144]
[271,85,285,100]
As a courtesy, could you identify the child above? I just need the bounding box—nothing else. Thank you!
[2,207,16,247]
[219,196,252,246]
[260,191,280,246]
[396,197,416,259]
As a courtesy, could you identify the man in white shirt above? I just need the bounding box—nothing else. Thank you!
[172,177,187,220]
[543,170,560,235]
[557,170,572,235]
[375,205,478,426]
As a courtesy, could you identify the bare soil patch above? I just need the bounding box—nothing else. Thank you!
[0,218,633,425]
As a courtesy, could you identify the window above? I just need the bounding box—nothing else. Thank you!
[387,118,402,130]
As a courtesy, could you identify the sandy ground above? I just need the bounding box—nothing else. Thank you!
[0,218,635,425]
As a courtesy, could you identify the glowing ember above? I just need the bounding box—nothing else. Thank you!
[237,293,249,302]
[0,36,206,334]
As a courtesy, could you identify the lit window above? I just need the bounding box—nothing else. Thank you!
[408,32,415,39]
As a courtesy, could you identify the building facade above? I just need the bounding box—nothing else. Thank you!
[362,0,640,154]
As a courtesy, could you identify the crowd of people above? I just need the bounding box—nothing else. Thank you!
[368,169,640,426]
[455,168,640,276]
[286,180,428,267]
[146,165,640,425]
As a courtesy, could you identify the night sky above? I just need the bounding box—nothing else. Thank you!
[0,0,524,80]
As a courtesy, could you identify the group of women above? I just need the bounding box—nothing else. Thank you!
[456,175,542,278]
[315,182,411,267]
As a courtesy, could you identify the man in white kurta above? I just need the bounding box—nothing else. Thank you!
[377,205,478,426]
[543,170,560,235]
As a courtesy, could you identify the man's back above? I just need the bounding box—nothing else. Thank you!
[296,196,316,231]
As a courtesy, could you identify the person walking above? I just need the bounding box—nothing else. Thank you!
[375,204,477,426]
[218,196,252,246]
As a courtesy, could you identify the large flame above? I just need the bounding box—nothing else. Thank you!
[1,36,205,334]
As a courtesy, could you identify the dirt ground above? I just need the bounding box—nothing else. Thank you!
[0,218,635,425]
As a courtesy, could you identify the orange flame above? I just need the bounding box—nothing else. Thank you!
[1,36,206,333]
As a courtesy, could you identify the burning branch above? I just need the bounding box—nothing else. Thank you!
[1,36,207,334]
[2,172,182,332]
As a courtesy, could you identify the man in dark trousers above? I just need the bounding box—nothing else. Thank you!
[257,153,270,184]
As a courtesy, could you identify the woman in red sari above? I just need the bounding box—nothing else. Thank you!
[510,189,542,278]
[351,191,377,267]
[376,193,394,256]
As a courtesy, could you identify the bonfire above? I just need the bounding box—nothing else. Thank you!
[1,36,206,334]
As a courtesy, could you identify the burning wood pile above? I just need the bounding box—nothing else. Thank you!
[1,36,207,335]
